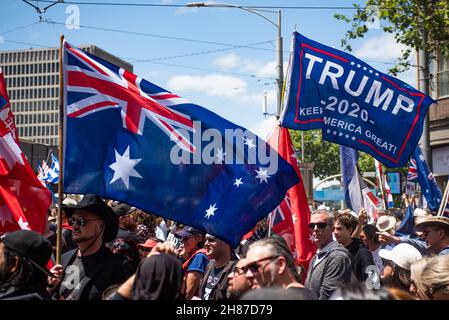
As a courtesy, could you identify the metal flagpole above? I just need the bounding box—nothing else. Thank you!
[56,34,65,265]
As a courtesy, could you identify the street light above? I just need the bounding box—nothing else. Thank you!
[186,2,284,118]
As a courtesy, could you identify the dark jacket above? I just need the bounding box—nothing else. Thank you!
[346,238,375,281]
[199,258,237,300]
[0,285,53,300]
[304,241,352,300]
[57,246,134,300]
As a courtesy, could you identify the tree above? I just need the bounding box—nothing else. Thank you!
[334,0,449,75]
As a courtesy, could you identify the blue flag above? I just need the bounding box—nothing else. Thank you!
[62,41,298,247]
[281,32,435,168]
[395,206,415,237]
[340,145,366,213]
[412,146,442,211]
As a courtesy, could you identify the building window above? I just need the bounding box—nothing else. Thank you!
[438,53,449,98]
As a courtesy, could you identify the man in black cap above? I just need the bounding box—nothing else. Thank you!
[51,194,134,300]
[0,230,53,300]
[112,203,140,245]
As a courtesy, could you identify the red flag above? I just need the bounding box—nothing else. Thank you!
[0,69,51,234]
[267,124,316,271]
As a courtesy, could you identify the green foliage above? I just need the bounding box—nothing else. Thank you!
[334,0,449,75]
[290,129,409,180]
[289,129,340,179]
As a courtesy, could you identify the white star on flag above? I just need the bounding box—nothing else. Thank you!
[234,178,243,187]
[290,150,297,159]
[205,204,217,219]
[244,137,256,149]
[292,214,298,223]
[255,168,270,184]
[109,146,143,189]
[0,203,13,227]
[18,216,30,230]
[309,234,315,242]
[0,132,24,170]
[215,148,226,163]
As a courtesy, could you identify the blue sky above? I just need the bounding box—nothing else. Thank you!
[0,0,416,132]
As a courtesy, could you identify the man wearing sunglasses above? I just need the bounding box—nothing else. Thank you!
[50,194,134,300]
[304,210,352,300]
[244,236,317,299]
[226,258,251,299]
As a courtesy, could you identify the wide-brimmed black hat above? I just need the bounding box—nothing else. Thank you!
[61,194,118,242]
[1,230,53,277]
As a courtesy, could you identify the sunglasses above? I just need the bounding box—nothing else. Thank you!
[309,222,328,230]
[245,255,280,273]
[233,266,247,276]
[68,216,101,227]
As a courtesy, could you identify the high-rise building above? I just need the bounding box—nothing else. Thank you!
[0,45,133,146]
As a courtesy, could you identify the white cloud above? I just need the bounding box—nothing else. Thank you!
[166,74,247,97]
[396,67,418,88]
[214,53,241,69]
[249,116,278,140]
[0,36,4,44]
[160,0,173,4]
[355,33,409,60]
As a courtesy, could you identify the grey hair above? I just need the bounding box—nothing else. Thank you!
[311,209,335,226]
[248,237,301,283]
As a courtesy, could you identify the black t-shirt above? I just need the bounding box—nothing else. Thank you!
[202,265,225,300]
[346,238,375,281]
[58,246,134,300]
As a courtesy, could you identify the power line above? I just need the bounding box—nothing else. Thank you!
[130,40,274,63]
[42,20,277,53]
[0,22,39,35]
[33,1,363,10]
[0,37,276,80]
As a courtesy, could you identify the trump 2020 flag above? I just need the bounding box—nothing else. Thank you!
[281,32,435,168]
[62,41,298,247]
[412,145,442,211]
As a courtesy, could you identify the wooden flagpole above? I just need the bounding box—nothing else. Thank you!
[56,34,65,265]
[437,182,449,217]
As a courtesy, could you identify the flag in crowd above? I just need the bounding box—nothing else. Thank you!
[411,145,442,211]
[394,206,415,237]
[62,41,298,247]
[375,159,394,208]
[37,152,60,185]
[281,32,435,168]
[0,69,52,234]
[267,124,316,269]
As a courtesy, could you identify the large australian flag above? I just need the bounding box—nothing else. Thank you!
[62,41,298,247]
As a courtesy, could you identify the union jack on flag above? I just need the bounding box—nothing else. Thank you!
[64,42,196,153]
[407,158,418,182]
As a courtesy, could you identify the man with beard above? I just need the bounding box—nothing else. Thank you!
[244,237,317,299]
[50,194,134,300]
[226,258,251,299]
[199,234,236,300]
[0,230,53,300]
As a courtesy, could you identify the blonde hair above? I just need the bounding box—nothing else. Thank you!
[420,255,449,300]
[410,256,434,300]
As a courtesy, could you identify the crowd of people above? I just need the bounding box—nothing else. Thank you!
[0,193,448,301]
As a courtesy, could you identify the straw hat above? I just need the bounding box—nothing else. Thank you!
[376,215,396,232]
